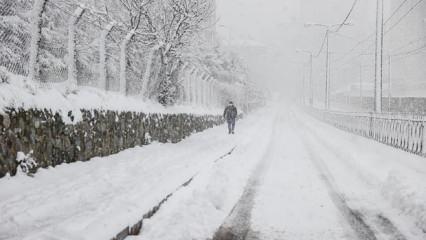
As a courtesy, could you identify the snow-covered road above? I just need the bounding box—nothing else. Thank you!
[1,106,426,240]
[244,111,426,240]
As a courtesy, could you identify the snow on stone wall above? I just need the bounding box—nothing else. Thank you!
[0,108,224,177]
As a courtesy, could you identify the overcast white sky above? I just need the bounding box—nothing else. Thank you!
[216,0,299,46]
[215,0,363,46]
[215,0,378,100]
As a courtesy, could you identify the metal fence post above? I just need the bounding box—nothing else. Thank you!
[202,75,208,107]
[208,79,213,107]
[190,67,196,105]
[141,46,158,99]
[196,70,202,106]
[185,67,191,105]
[67,6,85,88]
[28,0,48,83]
[120,30,136,95]
[99,22,115,90]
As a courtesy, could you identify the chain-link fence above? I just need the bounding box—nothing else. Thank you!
[0,0,33,76]
[0,0,249,108]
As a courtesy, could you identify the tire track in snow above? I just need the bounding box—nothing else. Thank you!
[297,113,408,240]
[122,108,278,240]
[215,147,237,163]
[210,155,269,240]
[303,110,426,238]
[297,128,377,239]
[305,138,408,240]
[211,123,279,240]
[111,146,237,240]
[375,214,407,240]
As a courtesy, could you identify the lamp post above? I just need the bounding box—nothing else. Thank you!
[304,22,353,110]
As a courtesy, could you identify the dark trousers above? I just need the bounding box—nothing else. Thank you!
[227,119,236,134]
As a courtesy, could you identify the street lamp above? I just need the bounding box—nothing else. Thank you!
[304,22,353,110]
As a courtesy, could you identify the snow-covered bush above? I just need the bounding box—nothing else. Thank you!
[16,151,37,174]
[0,67,10,83]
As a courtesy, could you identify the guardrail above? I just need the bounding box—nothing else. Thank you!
[309,108,426,157]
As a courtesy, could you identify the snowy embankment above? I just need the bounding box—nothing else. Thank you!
[0,107,274,240]
[299,111,426,237]
[0,74,221,119]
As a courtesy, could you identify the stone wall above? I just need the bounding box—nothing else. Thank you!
[0,108,224,177]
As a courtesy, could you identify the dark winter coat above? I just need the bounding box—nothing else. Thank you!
[223,105,238,121]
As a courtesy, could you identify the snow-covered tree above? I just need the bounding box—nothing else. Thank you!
[121,0,215,105]
[1,0,254,107]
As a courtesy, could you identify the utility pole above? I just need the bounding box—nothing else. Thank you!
[388,55,392,112]
[302,66,306,105]
[325,30,330,110]
[296,50,314,107]
[304,22,353,110]
[374,0,384,113]
[309,52,313,106]
[359,64,363,111]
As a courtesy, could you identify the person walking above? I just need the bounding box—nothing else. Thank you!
[223,101,238,134]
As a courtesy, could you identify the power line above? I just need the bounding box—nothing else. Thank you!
[312,0,359,58]
[314,31,328,57]
[385,0,425,34]
[390,35,426,54]
[384,0,409,25]
[392,43,426,57]
[332,0,359,33]
[331,0,415,67]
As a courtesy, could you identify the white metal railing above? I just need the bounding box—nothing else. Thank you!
[310,108,426,156]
